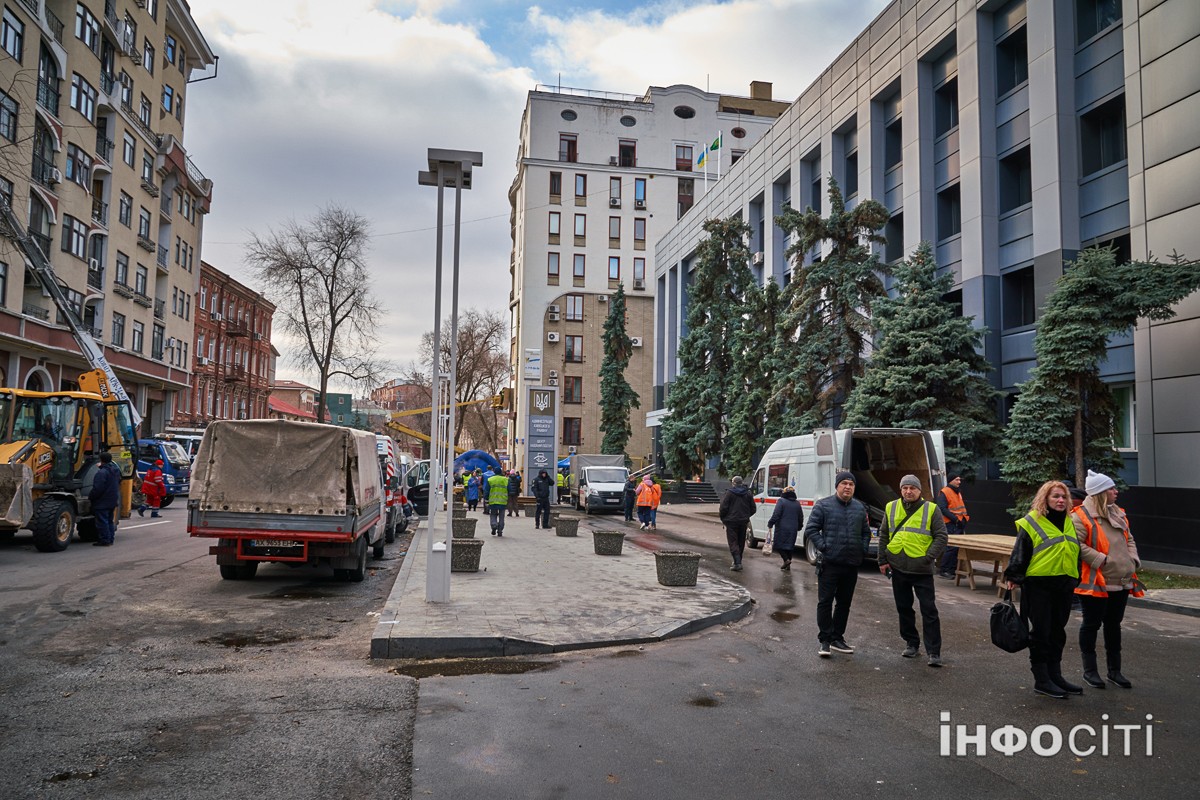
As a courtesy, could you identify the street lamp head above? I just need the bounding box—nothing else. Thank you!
[419,149,484,190]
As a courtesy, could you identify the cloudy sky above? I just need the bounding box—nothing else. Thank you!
[184,0,890,385]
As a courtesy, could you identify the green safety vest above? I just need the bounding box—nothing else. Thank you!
[885,499,938,558]
[1016,512,1080,579]
[557,473,565,488]
[487,474,509,506]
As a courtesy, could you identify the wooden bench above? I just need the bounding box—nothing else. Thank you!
[948,534,1017,597]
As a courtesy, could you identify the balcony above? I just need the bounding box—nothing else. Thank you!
[86,326,103,342]
[159,194,172,219]
[100,71,115,96]
[112,282,134,299]
[153,299,165,320]
[132,291,153,308]
[96,130,115,164]
[156,245,168,270]
[36,78,60,117]
[22,303,50,321]
[135,115,155,142]
[27,228,52,257]
[225,319,249,337]
[87,266,104,290]
[225,365,247,383]
[151,346,164,362]
[103,1,118,30]
[18,0,36,19]
[44,6,64,44]
[31,155,58,189]
[91,198,109,226]
[140,176,160,198]
[136,233,156,252]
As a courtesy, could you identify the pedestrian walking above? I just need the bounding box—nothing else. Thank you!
[935,471,969,578]
[1074,470,1143,690]
[623,475,638,522]
[486,470,510,536]
[507,470,522,517]
[634,475,660,530]
[88,451,121,547]
[138,459,166,517]
[719,476,756,571]
[878,474,948,667]
[766,486,803,570]
[532,469,553,529]
[465,470,482,511]
[557,470,567,504]
[1004,480,1083,699]
[804,471,871,658]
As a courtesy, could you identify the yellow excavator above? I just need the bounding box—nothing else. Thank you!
[384,398,490,456]
[0,370,139,551]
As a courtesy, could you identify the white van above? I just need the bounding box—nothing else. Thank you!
[748,428,946,563]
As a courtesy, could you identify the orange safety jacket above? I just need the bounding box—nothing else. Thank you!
[939,486,969,525]
[1072,504,1144,598]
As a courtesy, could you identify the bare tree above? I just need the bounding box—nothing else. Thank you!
[246,206,387,423]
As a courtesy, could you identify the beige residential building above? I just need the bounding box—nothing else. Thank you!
[0,0,213,434]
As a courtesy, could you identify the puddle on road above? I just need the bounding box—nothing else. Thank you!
[604,649,644,659]
[688,696,720,707]
[198,631,315,648]
[46,770,100,783]
[389,658,560,679]
[253,585,340,600]
[769,610,800,623]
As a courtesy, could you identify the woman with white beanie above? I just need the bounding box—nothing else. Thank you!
[1073,469,1143,689]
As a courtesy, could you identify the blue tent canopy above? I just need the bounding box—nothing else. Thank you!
[454,450,502,476]
[557,457,571,469]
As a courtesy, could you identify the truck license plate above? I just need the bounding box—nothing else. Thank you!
[605,498,619,504]
[253,540,301,548]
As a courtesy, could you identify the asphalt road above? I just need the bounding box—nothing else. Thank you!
[0,505,417,800]
[410,514,1200,799]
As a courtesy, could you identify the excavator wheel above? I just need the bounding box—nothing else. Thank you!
[31,498,76,552]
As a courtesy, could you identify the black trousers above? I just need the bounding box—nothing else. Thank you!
[535,497,551,527]
[1079,590,1130,662]
[724,520,748,563]
[1020,576,1075,667]
[816,562,859,644]
[624,495,635,521]
[891,570,942,655]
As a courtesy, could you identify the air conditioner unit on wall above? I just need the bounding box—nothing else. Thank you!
[547,378,558,386]
[597,294,608,303]
[548,369,558,378]
[609,197,621,208]
[548,304,560,314]
[752,251,764,265]
[630,337,643,347]
[633,279,645,290]
[88,258,101,272]
[548,312,560,322]
[609,156,618,166]
[634,199,646,209]
[546,331,560,343]
[197,356,209,365]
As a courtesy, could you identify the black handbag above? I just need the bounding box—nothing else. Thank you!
[990,589,1030,653]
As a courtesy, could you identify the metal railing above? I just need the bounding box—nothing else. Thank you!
[87,267,104,290]
[136,232,155,251]
[31,154,56,188]
[156,244,168,268]
[44,6,64,43]
[18,0,36,19]
[95,130,115,163]
[91,198,109,225]
[140,176,160,197]
[22,303,50,320]
[153,299,165,319]
[534,84,646,104]
[27,228,51,256]
[159,194,172,217]
[36,78,60,116]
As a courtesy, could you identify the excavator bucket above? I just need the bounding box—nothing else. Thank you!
[0,463,34,529]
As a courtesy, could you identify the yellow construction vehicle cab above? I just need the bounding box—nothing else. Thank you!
[0,370,138,551]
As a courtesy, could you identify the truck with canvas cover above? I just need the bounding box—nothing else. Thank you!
[188,420,387,581]
[569,454,629,514]
[0,370,138,551]
[747,428,946,563]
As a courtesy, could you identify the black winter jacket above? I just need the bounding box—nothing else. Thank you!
[532,472,553,500]
[767,495,804,552]
[719,485,756,523]
[803,494,871,566]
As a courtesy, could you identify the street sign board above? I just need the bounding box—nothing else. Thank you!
[524,385,557,494]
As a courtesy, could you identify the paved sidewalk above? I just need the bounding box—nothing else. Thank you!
[370,509,752,660]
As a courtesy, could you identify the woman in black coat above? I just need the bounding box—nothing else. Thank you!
[767,487,804,570]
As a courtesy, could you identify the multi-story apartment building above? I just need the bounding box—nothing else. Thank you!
[269,379,318,421]
[508,82,787,472]
[653,0,1199,499]
[0,0,213,433]
[178,260,274,425]
[371,378,428,412]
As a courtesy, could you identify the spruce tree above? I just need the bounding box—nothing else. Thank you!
[598,284,639,458]
[726,278,786,476]
[661,217,754,478]
[842,241,999,475]
[774,178,890,428]
[1002,247,1200,511]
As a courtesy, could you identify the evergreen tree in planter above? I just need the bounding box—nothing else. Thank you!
[598,285,639,459]
[661,217,755,478]
[843,241,1000,476]
[774,178,890,429]
[1002,247,1200,512]
[726,277,788,476]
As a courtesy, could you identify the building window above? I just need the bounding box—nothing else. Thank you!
[1002,266,1036,329]
[884,118,902,171]
[115,251,129,285]
[633,258,645,282]
[548,211,560,237]
[0,174,11,206]
[633,217,646,248]
[164,34,176,66]
[677,178,694,218]
[937,184,961,241]
[549,171,561,199]
[563,417,582,445]
[60,215,88,258]
[564,376,583,404]
[1111,384,1136,450]
[810,171,821,213]
[138,207,151,238]
[74,4,100,54]
[0,90,17,141]
[118,191,132,227]
[112,312,125,347]
[70,73,97,122]
[1080,95,1126,176]
[996,25,1028,96]
[619,139,636,167]
[730,149,745,165]
[634,178,646,203]
[547,252,560,278]
[131,320,144,353]
[559,133,577,163]
[122,132,135,166]
[574,173,586,200]
[0,260,6,306]
[162,84,173,113]
[998,147,1032,213]
[565,335,583,363]
[565,294,583,321]
[135,263,148,294]
[2,8,23,62]
[151,323,164,360]
[844,150,858,199]
[935,77,959,138]
[884,213,904,263]
[608,216,620,242]
[675,144,693,172]
[574,213,586,238]
[610,176,621,202]
[572,254,585,279]
[1077,0,1121,44]
[143,40,155,74]
[608,256,620,280]
[65,144,92,186]
[141,152,154,182]
[139,94,151,128]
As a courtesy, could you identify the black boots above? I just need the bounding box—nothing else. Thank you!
[1107,653,1132,689]
[1049,661,1084,695]
[1032,664,1067,699]
[1081,653,1106,689]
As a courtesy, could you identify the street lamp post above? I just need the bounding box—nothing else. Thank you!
[419,148,483,603]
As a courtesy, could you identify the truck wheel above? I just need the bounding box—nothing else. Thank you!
[77,518,98,542]
[344,537,368,582]
[805,536,820,565]
[159,495,175,509]
[220,562,259,580]
[372,537,385,560]
[31,499,76,552]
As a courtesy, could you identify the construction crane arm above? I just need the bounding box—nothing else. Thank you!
[385,418,469,456]
[388,398,489,420]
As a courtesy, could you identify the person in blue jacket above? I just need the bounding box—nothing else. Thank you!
[465,470,482,511]
[804,471,872,658]
[88,451,122,547]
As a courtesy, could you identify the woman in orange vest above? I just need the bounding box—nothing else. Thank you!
[1073,470,1143,690]
[635,475,661,530]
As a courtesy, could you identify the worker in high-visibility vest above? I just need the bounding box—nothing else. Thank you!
[556,470,566,504]
[877,474,948,667]
[487,471,510,536]
[935,472,969,579]
[1004,480,1082,700]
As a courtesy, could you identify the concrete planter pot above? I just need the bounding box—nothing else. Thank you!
[592,530,625,555]
[554,516,579,537]
[452,517,477,538]
[450,538,483,572]
[655,550,701,586]
[452,507,467,519]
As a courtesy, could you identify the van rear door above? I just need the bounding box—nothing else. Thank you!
[813,428,839,498]
[926,430,946,491]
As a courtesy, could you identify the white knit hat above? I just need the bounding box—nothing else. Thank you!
[1085,469,1115,496]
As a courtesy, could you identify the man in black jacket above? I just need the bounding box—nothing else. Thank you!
[531,469,553,529]
[88,451,121,547]
[804,471,872,657]
[719,476,757,571]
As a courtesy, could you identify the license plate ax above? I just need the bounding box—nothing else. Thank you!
[253,539,301,548]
